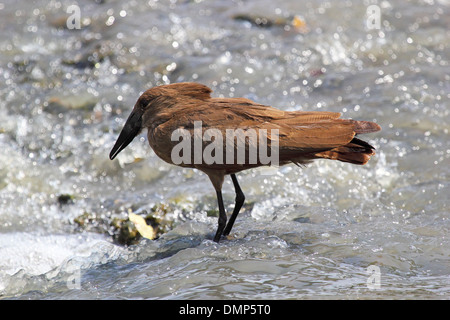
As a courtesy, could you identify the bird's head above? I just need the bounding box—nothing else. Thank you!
[109,82,212,160]
[109,90,159,160]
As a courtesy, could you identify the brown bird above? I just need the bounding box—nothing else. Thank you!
[110,82,381,242]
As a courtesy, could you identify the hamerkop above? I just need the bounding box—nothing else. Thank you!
[110,82,381,242]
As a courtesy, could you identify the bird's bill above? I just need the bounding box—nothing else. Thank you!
[109,109,143,160]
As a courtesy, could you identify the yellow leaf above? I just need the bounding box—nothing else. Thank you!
[129,213,155,240]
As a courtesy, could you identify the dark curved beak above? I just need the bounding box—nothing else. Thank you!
[109,109,143,160]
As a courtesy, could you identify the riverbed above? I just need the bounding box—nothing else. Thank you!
[0,0,449,299]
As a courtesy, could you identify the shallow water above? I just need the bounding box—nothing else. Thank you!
[0,0,449,299]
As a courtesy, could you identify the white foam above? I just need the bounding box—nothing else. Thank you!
[0,232,107,277]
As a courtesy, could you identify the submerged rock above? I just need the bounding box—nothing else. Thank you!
[57,194,74,206]
[111,207,174,245]
[233,14,308,32]
[46,94,97,113]
[73,202,176,246]
[114,219,140,246]
[233,14,277,28]
[62,43,114,70]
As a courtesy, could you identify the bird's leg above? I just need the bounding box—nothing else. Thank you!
[213,189,227,242]
[223,174,245,237]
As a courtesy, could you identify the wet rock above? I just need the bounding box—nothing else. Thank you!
[233,14,276,28]
[206,208,219,217]
[57,194,74,206]
[73,212,104,232]
[233,14,308,32]
[48,15,92,30]
[62,43,113,69]
[111,208,174,245]
[46,93,97,113]
[73,202,176,246]
[115,219,141,246]
[9,58,40,83]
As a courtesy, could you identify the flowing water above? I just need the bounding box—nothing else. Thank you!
[0,0,449,299]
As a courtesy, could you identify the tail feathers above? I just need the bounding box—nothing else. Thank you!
[314,137,376,165]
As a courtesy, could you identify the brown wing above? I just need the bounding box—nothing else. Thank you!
[148,93,380,170]
[204,98,378,153]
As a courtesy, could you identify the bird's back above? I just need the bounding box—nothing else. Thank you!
[144,83,380,171]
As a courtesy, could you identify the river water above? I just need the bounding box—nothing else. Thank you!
[0,0,449,299]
